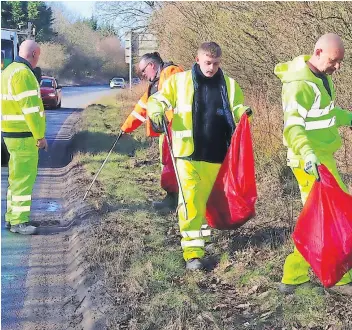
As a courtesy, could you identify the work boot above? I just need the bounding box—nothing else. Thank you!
[5,222,11,230]
[278,283,298,294]
[279,282,324,295]
[152,192,178,212]
[10,223,38,235]
[186,258,204,271]
[329,283,352,296]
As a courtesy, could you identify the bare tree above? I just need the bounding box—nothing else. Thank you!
[95,1,162,35]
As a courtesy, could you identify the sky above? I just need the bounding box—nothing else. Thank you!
[52,1,96,19]
[61,1,95,18]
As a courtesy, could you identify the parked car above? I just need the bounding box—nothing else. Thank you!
[132,77,141,85]
[40,76,62,109]
[110,77,126,89]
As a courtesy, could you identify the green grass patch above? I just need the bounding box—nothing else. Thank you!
[78,91,352,330]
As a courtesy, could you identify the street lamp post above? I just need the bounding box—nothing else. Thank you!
[125,31,133,91]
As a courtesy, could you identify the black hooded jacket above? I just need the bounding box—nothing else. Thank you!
[189,64,235,163]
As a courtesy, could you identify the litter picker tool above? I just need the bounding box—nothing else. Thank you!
[83,130,124,201]
[162,116,188,220]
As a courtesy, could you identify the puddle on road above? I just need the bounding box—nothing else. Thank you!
[46,201,60,212]
[32,200,62,212]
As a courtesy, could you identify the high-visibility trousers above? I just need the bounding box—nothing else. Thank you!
[176,159,221,261]
[282,153,352,285]
[4,137,39,226]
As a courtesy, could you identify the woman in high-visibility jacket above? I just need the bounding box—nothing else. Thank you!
[121,52,183,211]
[147,42,252,270]
[1,40,47,235]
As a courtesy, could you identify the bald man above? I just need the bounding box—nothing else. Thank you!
[1,40,47,235]
[275,33,352,294]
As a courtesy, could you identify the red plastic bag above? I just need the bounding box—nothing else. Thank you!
[292,165,352,287]
[160,123,178,193]
[206,114,257,229]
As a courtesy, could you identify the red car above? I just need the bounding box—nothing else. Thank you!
[40,76,62,109]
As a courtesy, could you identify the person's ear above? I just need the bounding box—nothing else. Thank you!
[195,55,199,64]
[315,48,322,57]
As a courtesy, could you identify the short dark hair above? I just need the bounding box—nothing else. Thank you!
[198,42,222,58]
[140,52,164,66]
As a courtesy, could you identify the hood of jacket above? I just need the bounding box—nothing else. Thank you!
[274,55,323,84]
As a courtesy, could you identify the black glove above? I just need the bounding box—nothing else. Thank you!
[245,108,253,117]
[149,118,165,133]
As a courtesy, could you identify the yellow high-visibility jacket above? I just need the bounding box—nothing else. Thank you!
[147,70,249,157]
[1,61,45,140]
[275,55,352,159]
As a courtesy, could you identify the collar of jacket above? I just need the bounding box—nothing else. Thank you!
[191,63,235,135]
[14,56,33,71]
[193,63,221,85]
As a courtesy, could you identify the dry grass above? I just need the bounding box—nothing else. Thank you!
[75,85,352,329]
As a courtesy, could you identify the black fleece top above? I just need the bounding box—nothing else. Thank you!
[310,70,332,98]
[190,64,233,163]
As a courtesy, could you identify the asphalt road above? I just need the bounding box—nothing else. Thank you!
[1,85,113,329]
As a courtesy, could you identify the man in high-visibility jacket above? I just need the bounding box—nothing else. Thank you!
[275,33,352,294]
[1,40,47,235]
[147,42,252,270]
[121,52,183,212]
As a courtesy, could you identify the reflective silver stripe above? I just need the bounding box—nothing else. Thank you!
[22,106,40,114]
[39,111,44,117]
[176,73,187,105]
[284,101,308,119]
[2,115,25,121]
[285,117,305,128]
[12,205,31,212]
[12,195,32,202]
[174,104,192,114]
[305,117,336,130]
[7,190,11,208]
[307,100,335,118]
[181,239,205,248]
[137,100,147,108]
[173,130,192,138]
[13,90,38,101]
[154,92,172,110]
[131,110,146,122]
[201,224,209,229]
[283,100,334,119]
[307,107,332,118]
[181,230,211,238]
[305,81,321,111]
[304,81,335,118]
[1,94,11,100]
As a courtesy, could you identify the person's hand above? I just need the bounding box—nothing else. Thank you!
[304,153,321,180]
[245,108,253,117]
[150,113,165,133]
[152,113,163,127]
[36,138,48,151]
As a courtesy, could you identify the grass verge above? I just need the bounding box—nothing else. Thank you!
[76,88,352,330]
